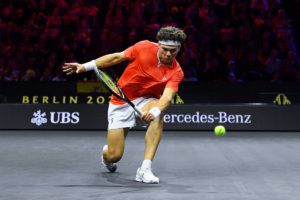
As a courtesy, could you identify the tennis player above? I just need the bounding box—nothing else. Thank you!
[63,26,186,184]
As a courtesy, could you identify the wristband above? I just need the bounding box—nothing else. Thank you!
[149,107,161,118]
[82,60,97,71]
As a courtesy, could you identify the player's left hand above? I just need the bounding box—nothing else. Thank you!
[140,112,155,123]
[140,107,161,122]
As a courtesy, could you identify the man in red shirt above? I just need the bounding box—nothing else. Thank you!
[63,26,186,184]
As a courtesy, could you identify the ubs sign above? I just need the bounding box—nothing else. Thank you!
[31,110,80,126]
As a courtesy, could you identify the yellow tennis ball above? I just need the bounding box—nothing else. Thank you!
[214,125,226,136]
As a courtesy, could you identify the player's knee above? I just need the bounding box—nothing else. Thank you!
[107,155,122,163]
[106,150,123,163]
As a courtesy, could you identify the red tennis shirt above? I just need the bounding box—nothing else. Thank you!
[110,40,184,105]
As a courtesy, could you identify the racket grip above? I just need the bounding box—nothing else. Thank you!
[134,107,143,116]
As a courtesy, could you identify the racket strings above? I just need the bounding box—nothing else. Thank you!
[98,70,123,97]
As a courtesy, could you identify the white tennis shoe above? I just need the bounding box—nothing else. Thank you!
[135,167,159,184]
[101,145,117,173]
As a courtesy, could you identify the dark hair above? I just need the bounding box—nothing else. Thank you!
[156,26,187,44]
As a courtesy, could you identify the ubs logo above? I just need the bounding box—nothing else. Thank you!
[31,110,47,126]
[31,110,80,126]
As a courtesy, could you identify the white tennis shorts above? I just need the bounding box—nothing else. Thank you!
[107,96,156,129]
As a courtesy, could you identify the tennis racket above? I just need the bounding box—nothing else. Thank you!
[93,67,143,116]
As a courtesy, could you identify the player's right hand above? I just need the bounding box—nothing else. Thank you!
[62,63,86,75]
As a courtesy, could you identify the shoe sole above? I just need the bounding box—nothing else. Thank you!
[135,176,159,184]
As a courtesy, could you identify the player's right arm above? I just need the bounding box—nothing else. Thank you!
[62,52,127,75]
[94,52,127,67]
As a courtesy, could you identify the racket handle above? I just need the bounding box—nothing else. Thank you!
[134,107,143,116]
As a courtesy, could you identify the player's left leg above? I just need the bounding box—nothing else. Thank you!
[136,100,163,183]
[144,114,163,161]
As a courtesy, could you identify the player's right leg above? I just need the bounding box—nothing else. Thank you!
[101,128,128,172]
[102,101,136,172]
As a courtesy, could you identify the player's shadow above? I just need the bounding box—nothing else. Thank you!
[101,172,158,187]
[100,172,196,194]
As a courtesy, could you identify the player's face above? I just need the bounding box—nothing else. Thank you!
[158,44,180,65]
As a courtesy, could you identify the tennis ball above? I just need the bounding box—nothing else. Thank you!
[214,125,226,136]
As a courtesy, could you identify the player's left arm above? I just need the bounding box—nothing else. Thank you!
[141,87,176,122]
[155,87,176,112]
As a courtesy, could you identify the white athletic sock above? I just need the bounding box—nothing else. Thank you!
[141,160,152,170]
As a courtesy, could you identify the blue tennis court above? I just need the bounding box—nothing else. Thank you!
[1,130,300,200]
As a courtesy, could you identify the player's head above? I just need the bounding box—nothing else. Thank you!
[156,26,186,65]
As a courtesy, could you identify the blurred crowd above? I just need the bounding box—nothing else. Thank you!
[0,0,299,82]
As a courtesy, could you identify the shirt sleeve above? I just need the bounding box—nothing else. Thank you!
[124,41,147,61]
[124,40,150,61]
[124,45,136,61]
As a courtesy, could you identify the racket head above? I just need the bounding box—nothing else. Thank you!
[94,68,123,98]
[93,68,143,117]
